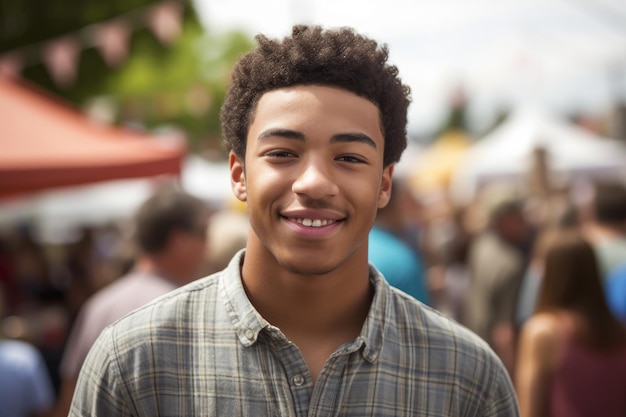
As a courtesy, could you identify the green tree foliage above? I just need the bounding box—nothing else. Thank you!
[0,0,254,155]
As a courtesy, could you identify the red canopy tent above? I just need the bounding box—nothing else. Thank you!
[0,76,185,198]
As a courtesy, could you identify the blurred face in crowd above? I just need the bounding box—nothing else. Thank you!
[168,218,209,280]
[498,210,529,246]
[230,85,393,275]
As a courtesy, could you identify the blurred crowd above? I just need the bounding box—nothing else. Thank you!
[1,171,626,416]
[0,187,249,417]
[369,172,626,415]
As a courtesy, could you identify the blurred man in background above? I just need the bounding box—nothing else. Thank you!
[463,197,530,376]
[53,186,210,417]
[204,205,249,275]
[584,181,626,279]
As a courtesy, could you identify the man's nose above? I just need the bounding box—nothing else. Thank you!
[292,159,339,200]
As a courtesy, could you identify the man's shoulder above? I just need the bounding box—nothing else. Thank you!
[127,272,220,316]
[0,339,43,368]
[388,288,496,359]
[78,271,177,322]
[100,272,223,339]
[85,271,170,304]
[382,289,513,406]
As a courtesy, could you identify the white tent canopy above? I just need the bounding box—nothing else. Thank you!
[450,106,626,204]
[180,155,232,205]
[0,155,234,243]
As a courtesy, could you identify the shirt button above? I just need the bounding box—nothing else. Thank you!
[244,329,255,340]
[292,374,305,387]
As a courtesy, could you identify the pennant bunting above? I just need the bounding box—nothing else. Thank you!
[42,36,80,88]
[95,20,132,68]
[0,52,24,78]
[146,0,183,46]
[0,0,185,88]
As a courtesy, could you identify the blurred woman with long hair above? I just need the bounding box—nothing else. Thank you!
[516,229,626,417]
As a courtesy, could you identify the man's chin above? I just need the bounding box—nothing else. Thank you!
[277,257,339,277]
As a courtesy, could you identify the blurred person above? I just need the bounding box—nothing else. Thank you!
[368,177,430,303]
[462,198,531,376]
[69,25,518,415]
[515,230,626,417]
[53,187,210,417]
[11,225,59,314]
[515,229,562,328]
[425,204,473,321]
[204,207,249,274]
[6,225,67,394]
[0,285,55,417]
[59,223,135,319]
[583,181,626,278]
[604,261,626,322]
[59,226,100,321]
[515,205,580,326]
[0,233,18,315]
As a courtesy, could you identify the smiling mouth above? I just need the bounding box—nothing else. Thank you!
[287,218,338,227]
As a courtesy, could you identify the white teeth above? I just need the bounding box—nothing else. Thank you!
[292,218,335,227]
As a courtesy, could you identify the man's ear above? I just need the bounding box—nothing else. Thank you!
[229,151,247,202]
[378,164,394,209]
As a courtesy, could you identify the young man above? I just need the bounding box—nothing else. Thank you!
[69,25,519,416]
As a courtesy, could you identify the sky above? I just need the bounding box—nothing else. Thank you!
[192,0,626,139]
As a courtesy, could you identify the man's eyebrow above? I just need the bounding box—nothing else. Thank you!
[257,128,305,141]
[331,133,377,149]
[257,129,377,149]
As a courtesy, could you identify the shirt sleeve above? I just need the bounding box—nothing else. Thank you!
[482,360,520,417]
[69,327,135,417]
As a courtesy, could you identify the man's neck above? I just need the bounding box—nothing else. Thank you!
[240,243,373,382]
[240,244,373,339]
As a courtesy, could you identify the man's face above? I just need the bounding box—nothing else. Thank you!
[230,85,393,275]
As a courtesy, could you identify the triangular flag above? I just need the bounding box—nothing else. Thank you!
[95,19,132,68]
[42,36,80,88]
[147,0,183,45]
[0,52,24,78]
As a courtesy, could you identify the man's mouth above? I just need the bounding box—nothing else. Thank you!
[288,218,338,228]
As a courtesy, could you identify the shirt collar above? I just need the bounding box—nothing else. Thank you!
[358,266,388,363]
[219,250,269,347]
[219,249,389,362]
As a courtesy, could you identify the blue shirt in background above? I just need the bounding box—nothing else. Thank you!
[368,226,430,305]
[605,262,626,322]
[0,339,55,417]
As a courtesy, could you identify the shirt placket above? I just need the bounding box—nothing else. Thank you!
[267,331,314,417]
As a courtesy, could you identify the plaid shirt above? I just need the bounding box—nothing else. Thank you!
[70,250,519,416]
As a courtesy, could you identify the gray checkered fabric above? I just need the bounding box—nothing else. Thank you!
[70,250,519,416]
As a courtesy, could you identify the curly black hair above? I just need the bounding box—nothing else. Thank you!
[220,25,411,167]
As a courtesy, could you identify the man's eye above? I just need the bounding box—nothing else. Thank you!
[336,155,365,163]
[265,150,296,158]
